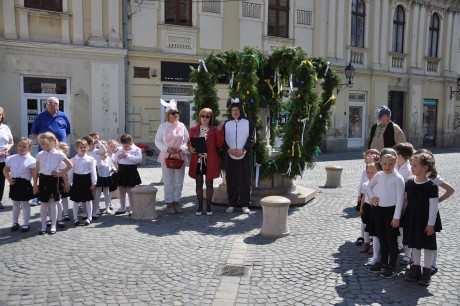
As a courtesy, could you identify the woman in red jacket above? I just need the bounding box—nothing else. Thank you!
[188,108,224,215]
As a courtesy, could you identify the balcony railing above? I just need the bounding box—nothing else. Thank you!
[349,47,366,65]
[425,57,441,73]
[389,52,407,69]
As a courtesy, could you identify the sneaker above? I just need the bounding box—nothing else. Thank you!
[84,219,91,225]
[405,264,421,282]
[369,263,383,273]
[365,257,379,266]
[173,202,183,214]
[11,223,20,231]
[166,203,176,214]
[30,199,40,207]
[418,267,432,286]
[242,207,250,214]
[355,237,364,246]
[57,221,65,228]
[401,255,412,266]
[381,266,397,279]
[430,266,438,276]
[226,207,234,213]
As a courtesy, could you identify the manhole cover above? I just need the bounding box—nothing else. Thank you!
[216,265,248,277]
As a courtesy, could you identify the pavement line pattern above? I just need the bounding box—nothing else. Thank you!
[212,237,248,305]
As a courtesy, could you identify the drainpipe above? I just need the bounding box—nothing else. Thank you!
[122,0,129,134]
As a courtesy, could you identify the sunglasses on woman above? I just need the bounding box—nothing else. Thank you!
[169,111,179,115]
[201,115,210,119]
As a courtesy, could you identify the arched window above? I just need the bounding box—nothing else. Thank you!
[428,13,440,58]
[351,0,365,48]
[392,5,405,53]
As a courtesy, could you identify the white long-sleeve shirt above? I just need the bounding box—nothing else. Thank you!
[357,169,367,196]
[367,170,405,219]
[67,154,97,185]
[95,155,112,177]
[113,145,143,165]
[396,160,412,182]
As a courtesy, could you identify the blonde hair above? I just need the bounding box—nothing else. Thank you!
[107,139,118,146]
[0,107,5,124]
[38,132,58,146]
[75,138,88,149]
[59,142,69,153]
[18,137,33,149]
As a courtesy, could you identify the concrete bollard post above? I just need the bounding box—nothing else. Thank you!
[259,196,291,238]
[324,165,343,188]
[130,184,158,220]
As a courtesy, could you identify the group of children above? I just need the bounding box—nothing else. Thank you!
[356,143,455,286]
[5,132,142,235]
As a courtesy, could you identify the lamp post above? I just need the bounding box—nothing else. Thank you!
[449,77,460,100]
[337,62,356,94]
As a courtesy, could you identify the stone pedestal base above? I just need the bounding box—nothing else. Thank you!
[259,196,291,238]
[324,165,343,188]
[130,184,158,220]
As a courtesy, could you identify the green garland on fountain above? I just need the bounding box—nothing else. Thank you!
[189,46,339,179]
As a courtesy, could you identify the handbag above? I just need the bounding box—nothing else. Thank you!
[165,153,185,169]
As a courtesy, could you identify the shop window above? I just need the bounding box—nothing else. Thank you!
[24,0,63,12]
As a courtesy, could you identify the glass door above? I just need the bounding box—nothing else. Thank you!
[423,99,437,147]
[347,93,366,148]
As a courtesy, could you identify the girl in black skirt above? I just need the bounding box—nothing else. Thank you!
[404,153,439,286]
[3,137,36,232]
[93,142,115,216]
[33,132,73,235]
[68,138,97,226]
[113,134,142,215]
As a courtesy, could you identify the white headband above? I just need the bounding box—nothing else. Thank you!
[161,99,178,113]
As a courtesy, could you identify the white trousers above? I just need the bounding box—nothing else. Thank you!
[161,163,185,203]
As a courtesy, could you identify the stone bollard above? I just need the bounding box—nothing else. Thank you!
[130,184,158,220]
[259,196,291,238]
[324,165,343,188]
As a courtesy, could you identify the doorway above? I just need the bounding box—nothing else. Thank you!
[347,93,366,148]
[388,91,404,129]
[423,99,437,147]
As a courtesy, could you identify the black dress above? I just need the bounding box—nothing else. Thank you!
[403,179,439,250]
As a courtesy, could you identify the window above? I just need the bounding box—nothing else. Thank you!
[268,0,289,38]
[428,13,440,58]
[165,0,192,26]
[392,5,405,53]
[24,0,63,12]
[351,0,365,48]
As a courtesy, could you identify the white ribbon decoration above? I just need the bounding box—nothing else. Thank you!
[323,61,330,77]
[298,164,303,178]
[255,163,261,187]
[229,71,235,88]
[198,59,208,73]
[160,99,177,113]
[289,74,293,92]
[283,161,292,176]
[231,98,240,104]
[274,68,278,83]
[300,118,308,146]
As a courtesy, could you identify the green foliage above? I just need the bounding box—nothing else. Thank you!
[190,47,340,179]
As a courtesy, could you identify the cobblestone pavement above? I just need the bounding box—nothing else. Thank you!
[0,148,459,305]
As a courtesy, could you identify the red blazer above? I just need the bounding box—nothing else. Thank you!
[188,124,224,181]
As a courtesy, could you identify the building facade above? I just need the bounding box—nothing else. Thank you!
[126,0,460,151]
[0,0,126,150]
[1,0,459,152]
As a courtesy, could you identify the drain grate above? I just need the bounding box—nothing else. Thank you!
[216,265,248,277]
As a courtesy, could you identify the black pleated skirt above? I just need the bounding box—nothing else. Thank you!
[9,178,34,201]
[70,173,94,202]
[117,164,141,187]
[38,174,60,202]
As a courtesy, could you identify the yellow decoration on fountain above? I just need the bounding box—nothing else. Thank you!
[246,90,250,95]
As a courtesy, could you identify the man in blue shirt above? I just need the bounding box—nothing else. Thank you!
[31,97,71,148]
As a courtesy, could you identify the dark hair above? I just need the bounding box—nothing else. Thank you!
[82,135,93,145]
[120,134,133,145]
[366,162,381,172]
[393,142,414,160]
[412,153,437,179]
[380,147,397,158]
[414,148,433,157]
[75,138,89,148]
[89,132,99,138]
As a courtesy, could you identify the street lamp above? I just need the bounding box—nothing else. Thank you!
[337,62,356,94]
[449,77,460,100]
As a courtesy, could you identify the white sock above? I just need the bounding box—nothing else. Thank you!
[363,231,370,243]
[57,200,63,221]
[360,222,365,238]
[73,202,80,221]
[404,246,412,258]
[431,250,437,268]
[412,249,422,266]
[86,201,93,220]
[397,228,403,248]
[103,188,111,209]
[62,198,69,216]
[424,250,434,269]
[372,237,380,261]
[12,201,21,224]
[21,201,31,225]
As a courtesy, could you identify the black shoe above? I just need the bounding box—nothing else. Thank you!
[57,221,65,228]
[115,210,126,215]
[11,223,20,231]
[21,225,30,232]
[46,220,52,227]
[430,266,438,276]
[49,229,56,235]
[74,220,81,226]
[84,219,91,225]
[92,216,98,220]
[369,263,383,273]
[39,228,46,235]
[356,237,364,246]
[64,215,70,221]
[381,266,397,279]
[419,267,432,286]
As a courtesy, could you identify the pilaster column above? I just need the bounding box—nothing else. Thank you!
[336,0,345,60]
[18,9,29,40]
[372,0,381,66]
[3,0,17,39]
[108,0,122,47]
[72,0,84,45]
[327,0,336,59]
[379,0,389,66]
[410,5,419,68]
[443,11,453,72]
[88,1,106,47]
[416,5,426,69]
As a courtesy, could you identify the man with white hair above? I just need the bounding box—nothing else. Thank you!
[368,105,405,151]
[31,97,71,148]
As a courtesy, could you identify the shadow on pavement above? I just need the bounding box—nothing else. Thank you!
[332,240,433,305]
